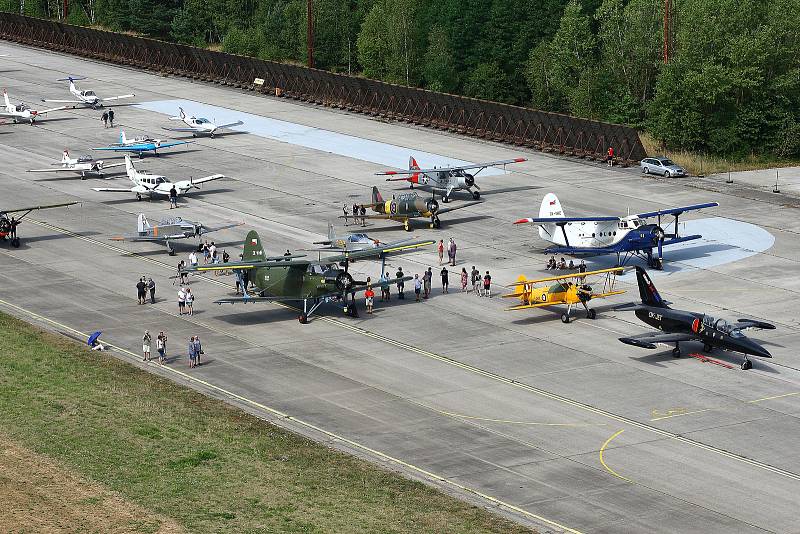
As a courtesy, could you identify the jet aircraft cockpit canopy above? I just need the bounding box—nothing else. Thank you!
[703,315,743,337]
[348,234,368,242]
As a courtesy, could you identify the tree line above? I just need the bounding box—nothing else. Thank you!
[5,0,800,158]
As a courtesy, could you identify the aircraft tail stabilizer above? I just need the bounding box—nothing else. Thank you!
[61,150,70,164]
[372,186,384,205]
[635,266,668,308]
[137,213,151,233]
[242,230,266,261]
[327,222,336,243]
[3,89,10,110]
[409,156,421,184]
[119,130,127,145]
[539,193,564,218]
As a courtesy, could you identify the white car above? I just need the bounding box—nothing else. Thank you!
[640,157,687,177]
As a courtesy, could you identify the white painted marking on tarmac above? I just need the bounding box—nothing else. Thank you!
[134,99,505,175]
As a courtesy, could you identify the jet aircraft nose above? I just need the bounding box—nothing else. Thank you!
[742,338,772,358]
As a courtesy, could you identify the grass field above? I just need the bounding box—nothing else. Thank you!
[639,133,800,176]
[0,312,533,533]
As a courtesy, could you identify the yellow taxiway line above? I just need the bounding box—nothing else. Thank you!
[599,430,632,482]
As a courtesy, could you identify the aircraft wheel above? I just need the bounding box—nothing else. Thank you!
[672,347,681,358]
[11,237,20,248]
[298,314,308,324]
[472,191,480,200]
[442,196,449,203]
[587,309,596,320]
[741,359,752,370]
[703,342,713,353]
[136,194,142,201]
[403,221,411,232]
[192,133,197,138]
[654,258,664,270]
[433,218,441,229]
[168,249,176,256]
[560,313,570,324]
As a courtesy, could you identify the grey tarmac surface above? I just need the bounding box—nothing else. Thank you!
[2,42,800,533]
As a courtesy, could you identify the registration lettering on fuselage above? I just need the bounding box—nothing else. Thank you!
[648,311,662,321]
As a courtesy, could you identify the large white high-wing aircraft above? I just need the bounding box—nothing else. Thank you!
[91,155,224,201]
[162,107,244,137]
[42,76,135,109]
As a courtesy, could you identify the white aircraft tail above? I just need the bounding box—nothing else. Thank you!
[124,155,136,181]
[3,89,10,111]
[61,149,71,164]
[327,222,337,243]
[119,130,127,145]
[137,213,151,233]
[408,156,421,183]
[538,193,565,243]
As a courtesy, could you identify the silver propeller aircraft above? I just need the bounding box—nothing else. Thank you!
[91,155,225,201]
[43,76,135,109]
[311,222,404,252]
[377,156,527,202]
[27,150,126,179]
[110,213,243,254]
[2,89,68,124]
[162,107,244,137]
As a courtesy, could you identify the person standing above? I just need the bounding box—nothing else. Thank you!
[414,274,422,302]
[189,250,198,269]
[471,266,481,294]
[352,202,359,226]
[460,267,468,292]
[136,277,146,304]
[448,238,457,266]
[396,266,405,299]
[177,286,186,315]
[359,205,367,227]
[108,109,115,128]
[147,277,156,304]
[169,185,178,209]
[156,331,167,364]
[365,285,375,314]
[101,111,108,128]
[142,330,152,361]
[185,288,194,316]
[193,336,203,366]
[342,203,349,226]
[483,270,492,298]
[188,336,197,368]
[440,267,449,293]
[423,267,432,299]
[437,239,444,265]
[607,146,614,167]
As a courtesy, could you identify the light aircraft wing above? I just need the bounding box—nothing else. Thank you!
[435,201,483,215]
[100,161,127,169]
[37,105,69,114]
[184,255,310,272]
[216,120,244,129]
[199,222,245,234]
[377,157,527,176]
[174,174,225,189]
[110,233,185,242]
[102,94,135,102]
[27,167,75,173]
[636,202,719,219]
[619,332,699,349]
[92,187,135,193]
[41,99,83,104]
[506,300,567,311]
[506,267,627,286]
[1,201,79,215]
[214,276,413,305]
[322,240,434,263]
[161,126,201,132]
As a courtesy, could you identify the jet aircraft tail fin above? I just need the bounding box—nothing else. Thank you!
[372,186,384,205]
[242,230,266,261]
[137,213,151,233]
[636,266,668,308]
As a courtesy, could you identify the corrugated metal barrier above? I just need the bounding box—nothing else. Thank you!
[0,13,646,164]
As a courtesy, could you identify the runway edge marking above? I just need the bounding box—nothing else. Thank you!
[0,297,582,534]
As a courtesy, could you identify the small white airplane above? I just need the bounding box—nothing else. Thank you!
[162,107,244,137]
[514,193,719,269]
[1,89,68,125]
[42,76,135,109]
[91,155,225,201]
[377,156,527,201]
[27,149,126,179]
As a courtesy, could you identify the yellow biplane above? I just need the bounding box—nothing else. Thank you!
[504,267,628,323]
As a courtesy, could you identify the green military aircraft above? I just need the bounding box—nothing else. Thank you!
[183,230,432,323]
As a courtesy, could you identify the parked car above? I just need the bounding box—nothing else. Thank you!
[640,157,687,177]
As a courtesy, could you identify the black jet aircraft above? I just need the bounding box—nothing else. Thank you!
[183,230,432,323]
[618,267,775,369]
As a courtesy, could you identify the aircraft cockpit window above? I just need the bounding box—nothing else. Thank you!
[197,118,210,123]
[84,90,96,97]
[155,177,165,184]
[349,234,367,241]
[78,156,93,163]
[714,318,738,335]
[308,264,327,275]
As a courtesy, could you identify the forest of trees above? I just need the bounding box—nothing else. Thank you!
[5,0,800,158]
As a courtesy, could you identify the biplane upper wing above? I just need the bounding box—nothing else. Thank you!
[635,202,719,219]
[505,267,627,287]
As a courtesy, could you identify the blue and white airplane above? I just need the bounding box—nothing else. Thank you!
[514,193,719,269]
[93,130,190,158]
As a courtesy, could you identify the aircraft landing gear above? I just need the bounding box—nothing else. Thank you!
[741,358,753,370]
[403,220,411,232]
[298,313,308,324]
[703,342,713,353]
[442,195,449,203]
[430,216,441,229]
[472,190,481,200]
[11,237,20,248]
[136,193,142,201]
[672,343,682,358]
[561,313,570,323]
[587,308,596,319]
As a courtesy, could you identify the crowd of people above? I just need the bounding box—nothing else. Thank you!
[546,256,587,273]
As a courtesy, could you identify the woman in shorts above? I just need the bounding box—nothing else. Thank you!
[365,285,375,314]
[142,331,151,361]
[156,332,166,364]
